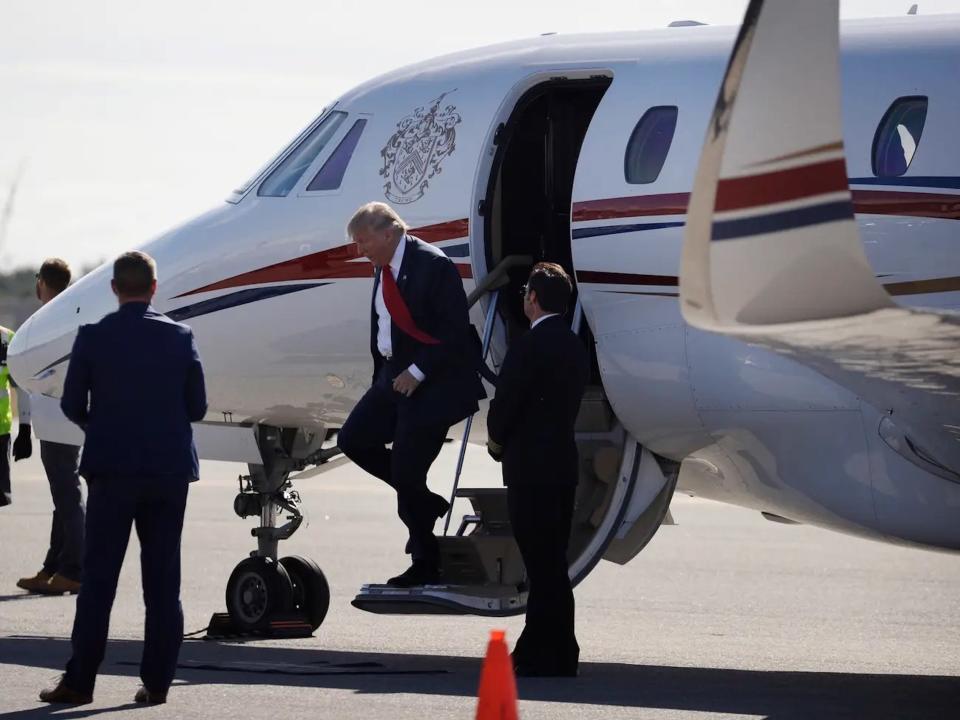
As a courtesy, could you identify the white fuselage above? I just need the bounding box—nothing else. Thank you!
[10,16,960,551]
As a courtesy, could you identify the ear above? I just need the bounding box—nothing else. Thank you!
[110,279,119,297]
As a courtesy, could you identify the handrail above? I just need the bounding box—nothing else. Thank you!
[443,254,533,535]
[466,254,533,309]
[443,288,501,536]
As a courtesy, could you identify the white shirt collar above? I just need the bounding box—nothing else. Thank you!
[386,234,406,276]
[530,312,559,330]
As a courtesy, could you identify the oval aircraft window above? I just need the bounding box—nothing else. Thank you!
[624,106,678,184]
[872,96,928,177]
[258,111,348,197]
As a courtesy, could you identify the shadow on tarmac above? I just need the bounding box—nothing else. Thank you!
[0,593,54,604]
[1,704,142,719]
[2,635,957,720]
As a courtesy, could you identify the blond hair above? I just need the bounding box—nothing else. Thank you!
[346,202,408,239]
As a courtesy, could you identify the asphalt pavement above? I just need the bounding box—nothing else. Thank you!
[1,442,958,719]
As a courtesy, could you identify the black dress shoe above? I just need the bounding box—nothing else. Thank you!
[134,685,167,704]
[39,677,93,705]
[387,560,440,587]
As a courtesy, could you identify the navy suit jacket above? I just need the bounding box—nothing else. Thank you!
[61,302,207,481]
[371,236,485,428]
[487,315,588,487]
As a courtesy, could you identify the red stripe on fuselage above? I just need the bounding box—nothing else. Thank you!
[177,219,471,297]
[852,190,960,221]
[179,188,957,299]
[713,158,850,212]
[571,189,960,222]
[572,193,689,222]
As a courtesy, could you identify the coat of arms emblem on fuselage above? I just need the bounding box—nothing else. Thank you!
[380,91,462,205]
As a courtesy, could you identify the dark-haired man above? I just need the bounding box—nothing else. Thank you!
[487,262,588,677]
[18,258,87,595]
[41,251,207,706]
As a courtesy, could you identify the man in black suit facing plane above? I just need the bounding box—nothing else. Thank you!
[487,262,588,677]
[338,202,485,588]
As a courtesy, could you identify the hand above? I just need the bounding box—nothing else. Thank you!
[392,369,421,397]
[487,439,503,463]
[13,425,32,461]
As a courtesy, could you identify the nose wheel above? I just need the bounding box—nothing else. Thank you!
[224,555,329,634]
[214,424,340,639]
[225,557,294,632]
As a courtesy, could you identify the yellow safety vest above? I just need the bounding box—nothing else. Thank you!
[0,328,12,436]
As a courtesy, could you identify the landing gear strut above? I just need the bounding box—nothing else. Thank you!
[211,424,337,639]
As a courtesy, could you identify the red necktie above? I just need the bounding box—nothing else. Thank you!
[380,266,441,345]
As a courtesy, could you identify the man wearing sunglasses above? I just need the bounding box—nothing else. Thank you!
[487,262,588,677]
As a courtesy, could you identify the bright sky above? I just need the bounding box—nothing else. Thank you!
[0,0,954,271]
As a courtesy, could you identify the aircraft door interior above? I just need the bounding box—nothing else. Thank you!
[352,77,674,617]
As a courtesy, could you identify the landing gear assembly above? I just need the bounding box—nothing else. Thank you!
[209,424,338,639]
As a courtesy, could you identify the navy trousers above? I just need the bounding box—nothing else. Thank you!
[338,366,448,565]
[508,482,579,670]
[65,475,189,695]
[40,441,85,581]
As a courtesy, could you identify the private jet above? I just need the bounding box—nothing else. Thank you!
[8,1,959,634]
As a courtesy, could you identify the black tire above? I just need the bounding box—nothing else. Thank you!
[225,556,294,632]
[279,555,330,631]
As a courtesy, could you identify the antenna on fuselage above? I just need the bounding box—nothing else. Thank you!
[908,4,919,14]
[668,20,707,27]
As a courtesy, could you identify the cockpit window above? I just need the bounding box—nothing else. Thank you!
[306,118,367,192]
[624,106,678,184]
[872,96,928,177]
[232,109,328,198]
[258,111,347,197]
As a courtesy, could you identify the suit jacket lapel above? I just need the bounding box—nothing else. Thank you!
[371,266,381,350]
[397,236,415,294]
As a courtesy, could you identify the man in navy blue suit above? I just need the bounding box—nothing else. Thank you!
[338,202,485,587]
[40,251,207,706]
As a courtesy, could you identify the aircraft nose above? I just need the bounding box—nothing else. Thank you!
[7,263,114,397]
[7,300,76,398]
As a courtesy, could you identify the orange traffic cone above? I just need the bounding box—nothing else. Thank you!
[475,629,519,720]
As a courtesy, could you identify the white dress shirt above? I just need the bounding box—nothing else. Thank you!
[530,312,560,330]
[376,236,424,381]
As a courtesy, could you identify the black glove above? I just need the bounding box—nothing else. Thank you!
[486,439,503,463]
[13,425,32,461]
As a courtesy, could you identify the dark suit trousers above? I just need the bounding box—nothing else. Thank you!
[40,441,85,581]
[65,475,189,695]
[0,434,10,506]
[338,367,448,565]
[508,482,579,669]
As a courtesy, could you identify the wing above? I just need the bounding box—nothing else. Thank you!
[679,0,960,477]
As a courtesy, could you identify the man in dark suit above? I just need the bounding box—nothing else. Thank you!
[40,251,207,706]
[487,262,588,677]
[338,202,484,587]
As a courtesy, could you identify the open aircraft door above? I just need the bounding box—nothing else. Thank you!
[353,73,683,617]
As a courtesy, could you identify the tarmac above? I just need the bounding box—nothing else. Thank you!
[1,441,958,719]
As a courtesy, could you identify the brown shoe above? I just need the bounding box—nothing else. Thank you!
[134,685,167,704]
[38,573,81,595]
[39,678,92,705]
[16,570,52,593]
